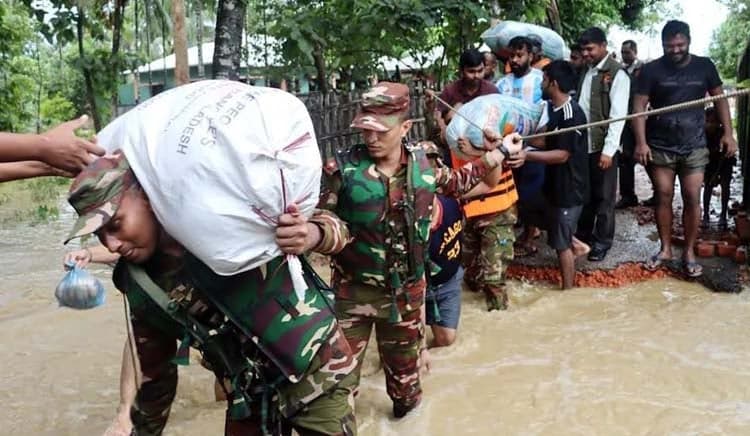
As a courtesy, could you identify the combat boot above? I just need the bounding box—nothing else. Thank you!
[483,285,508,311]
[393,397,422,418]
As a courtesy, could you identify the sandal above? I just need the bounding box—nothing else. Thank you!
[644,254,670,271]
[683,261,703,278]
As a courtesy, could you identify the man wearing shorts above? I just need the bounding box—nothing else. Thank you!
[523,60,590,289]
[633,20,737,277]
[426,194,464,347]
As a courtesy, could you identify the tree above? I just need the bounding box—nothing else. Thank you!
[551,0,666,43]
[172,0,189,85]
[0,1,36,131]
[710,1,750,80]
[212,0,245,80]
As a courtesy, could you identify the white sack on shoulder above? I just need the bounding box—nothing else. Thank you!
[97,80,321,277]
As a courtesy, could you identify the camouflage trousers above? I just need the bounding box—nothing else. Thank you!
[462,207,516,311]
[129,318,357,436]
[333,278,425,412]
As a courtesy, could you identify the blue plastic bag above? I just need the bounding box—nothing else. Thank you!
[55,262,106,309]
[481,21,569,60]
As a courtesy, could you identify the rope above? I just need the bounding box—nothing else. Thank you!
[429,87,750,141]
[123,294,142,390]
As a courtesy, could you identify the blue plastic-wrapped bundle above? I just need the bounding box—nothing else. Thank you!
[445,94,543,160]
[55,262,106,309]
[481,21,569,60]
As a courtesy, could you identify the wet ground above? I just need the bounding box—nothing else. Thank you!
[511,165,746,293]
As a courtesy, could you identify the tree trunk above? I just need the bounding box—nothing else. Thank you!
[110,0,127,117]
[76,3,101,130]
[196,0,205,77]
[172,0,189,85]
[312,42,328,93]
[546,0,563,36]
[212,0,246,80]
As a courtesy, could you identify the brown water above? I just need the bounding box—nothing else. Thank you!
[2,200,750,435]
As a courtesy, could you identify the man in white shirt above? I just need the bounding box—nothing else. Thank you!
[495,36,545,256]
[575,27,630,261]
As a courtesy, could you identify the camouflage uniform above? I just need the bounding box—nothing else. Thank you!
[461,208,517,311]
[65,154,358,436]
[312,83,503,416]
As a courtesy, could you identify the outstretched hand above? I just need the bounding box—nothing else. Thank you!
[39,115,105,173]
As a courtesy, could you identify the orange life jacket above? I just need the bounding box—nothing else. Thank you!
[451,152,518,218]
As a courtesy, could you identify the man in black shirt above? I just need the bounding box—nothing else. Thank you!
[523,60,590,289]
[633,20,737,277]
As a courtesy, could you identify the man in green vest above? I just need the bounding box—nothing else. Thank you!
[315,82,523,418]
[64,153,359,435]
[576,27,631,262]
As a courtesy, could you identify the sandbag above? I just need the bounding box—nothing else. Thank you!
[482,21,568,60]
[55,262,106,309]
[96,80,321,280]
[445,94,543,160]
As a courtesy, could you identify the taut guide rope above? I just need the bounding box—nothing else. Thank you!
[430,87,750,141]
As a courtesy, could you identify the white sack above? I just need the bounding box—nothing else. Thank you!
[97,80,321,276]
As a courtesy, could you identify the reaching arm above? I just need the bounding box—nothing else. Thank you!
[0,161,73,182]
[526,149,571,165]
[435,133,522,197]
[0,116,104,173]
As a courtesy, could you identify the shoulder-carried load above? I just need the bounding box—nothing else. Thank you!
[445,94,543,160]
[96,80,321,283]
[482,21,568,60]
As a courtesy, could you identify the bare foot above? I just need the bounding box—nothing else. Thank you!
[572,237,590,258]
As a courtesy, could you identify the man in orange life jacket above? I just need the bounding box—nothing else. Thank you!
[454,135,522,311]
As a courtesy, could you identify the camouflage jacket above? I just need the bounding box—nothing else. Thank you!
[315,141,498,292]
[114,253,356,419]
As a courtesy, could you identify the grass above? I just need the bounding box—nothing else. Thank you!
[0,176,71,225]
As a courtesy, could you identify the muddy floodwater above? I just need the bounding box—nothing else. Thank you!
[2,203,750,435]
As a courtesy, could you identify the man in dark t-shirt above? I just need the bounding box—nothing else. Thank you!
[523,60,590,289]
[426,194,464,347]
[632,20,737,278]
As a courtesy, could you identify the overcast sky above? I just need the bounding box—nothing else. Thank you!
[609,0,729,60]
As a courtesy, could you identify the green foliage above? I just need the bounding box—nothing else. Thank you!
[709,1,750,80]
[0,2,36,131]
[40,94,77,131]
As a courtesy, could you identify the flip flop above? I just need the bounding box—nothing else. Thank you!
[644,254,670,271]
[683,261,703,278]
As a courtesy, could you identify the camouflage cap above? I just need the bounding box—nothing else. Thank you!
[350,82,410,132]
[64,152,137,244]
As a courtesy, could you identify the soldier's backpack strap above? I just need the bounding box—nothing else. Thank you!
[124,262,261,421]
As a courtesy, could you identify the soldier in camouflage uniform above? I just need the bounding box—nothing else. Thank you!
[64,154,358,436]
[313,82,523,418]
